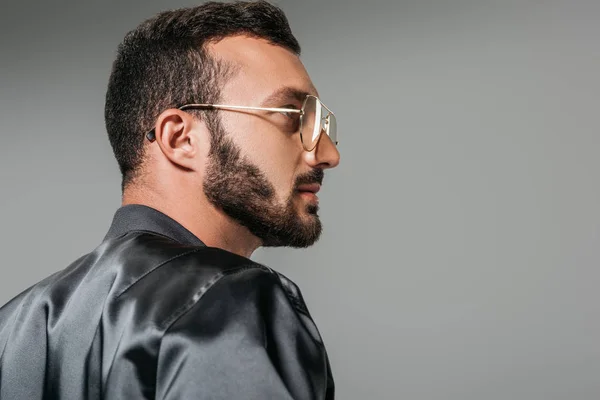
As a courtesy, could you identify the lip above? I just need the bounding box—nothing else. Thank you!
[296,184,321,194]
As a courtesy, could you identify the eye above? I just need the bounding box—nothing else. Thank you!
[279,105,301,132]
[280,104,299,118]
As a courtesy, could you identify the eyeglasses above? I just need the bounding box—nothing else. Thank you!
[146,94,337,152]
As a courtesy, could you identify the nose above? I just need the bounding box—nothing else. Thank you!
[304,131,340,170]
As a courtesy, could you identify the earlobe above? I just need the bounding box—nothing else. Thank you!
[153,109,200,170]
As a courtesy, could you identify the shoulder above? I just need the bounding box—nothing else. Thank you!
[152,259,332,400]
[109,232,284,331]
[161,261,327,348]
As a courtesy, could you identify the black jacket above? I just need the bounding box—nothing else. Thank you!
[0,205,334,399]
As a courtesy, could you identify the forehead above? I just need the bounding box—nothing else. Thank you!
[207,35,317,103]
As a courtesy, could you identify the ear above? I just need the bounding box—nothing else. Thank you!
[152,109,204,171]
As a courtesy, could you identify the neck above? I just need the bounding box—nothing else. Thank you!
[122,185,262,259]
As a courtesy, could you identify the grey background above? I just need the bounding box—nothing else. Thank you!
[1,0,599,399]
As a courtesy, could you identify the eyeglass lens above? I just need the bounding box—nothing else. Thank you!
[300,96,337,151]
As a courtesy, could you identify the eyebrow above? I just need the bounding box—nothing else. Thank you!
[260,86,319,107]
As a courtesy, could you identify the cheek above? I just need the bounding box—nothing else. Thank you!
[222,114,303,194]
[263,150,299,194]
[254,139,300,194]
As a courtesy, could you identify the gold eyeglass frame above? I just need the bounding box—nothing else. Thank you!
[145,94,337,152]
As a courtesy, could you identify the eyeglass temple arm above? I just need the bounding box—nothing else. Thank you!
[146,104,303,142]
[181,104,303,114]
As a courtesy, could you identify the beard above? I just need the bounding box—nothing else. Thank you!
[202,117,324,248]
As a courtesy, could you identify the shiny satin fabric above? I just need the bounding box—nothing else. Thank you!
[0,207,334,399]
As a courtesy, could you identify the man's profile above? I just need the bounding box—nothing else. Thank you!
[0,1,340,398]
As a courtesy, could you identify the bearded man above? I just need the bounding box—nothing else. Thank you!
[0,1,340,399]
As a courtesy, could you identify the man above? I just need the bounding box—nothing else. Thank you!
[0,1,340,399]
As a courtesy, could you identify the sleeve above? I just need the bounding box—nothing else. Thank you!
[155,267,332,400]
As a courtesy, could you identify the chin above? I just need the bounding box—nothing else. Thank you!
[259,214,323,248]
[261,234,321,249]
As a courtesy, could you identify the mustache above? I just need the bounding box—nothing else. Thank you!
[295,169,324,187]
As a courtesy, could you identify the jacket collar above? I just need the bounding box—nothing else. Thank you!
[104,204,205,247]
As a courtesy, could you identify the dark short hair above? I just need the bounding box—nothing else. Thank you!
[104,0,301,189]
